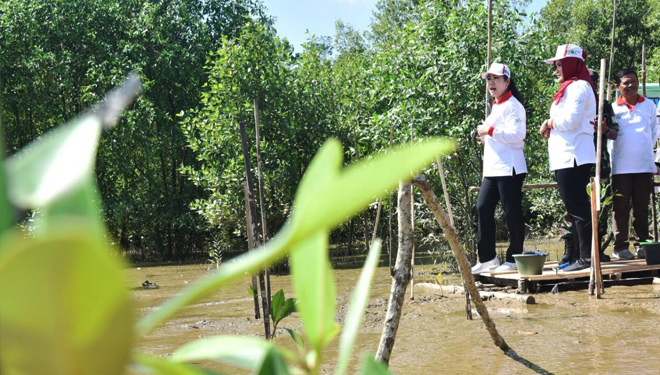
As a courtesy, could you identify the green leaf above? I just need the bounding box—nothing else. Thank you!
[271,289,296,324]
[248,284,257,298]
[257,347,291,375]
[284,328,305,349]
[135,355,226,375]
[359,355,393,375]
[4,114,103,209]
[290,230,339,352]
[0,223,132,375]
[171,336,280,370]
[336,240,382,375]
[292,138,455,238]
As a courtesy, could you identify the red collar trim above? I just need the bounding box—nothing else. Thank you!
[494,90,513,105]
[617,94,645,111]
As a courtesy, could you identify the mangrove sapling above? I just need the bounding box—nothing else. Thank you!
[269,289,296,338]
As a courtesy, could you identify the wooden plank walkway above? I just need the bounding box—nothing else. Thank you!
[477,259,660,293]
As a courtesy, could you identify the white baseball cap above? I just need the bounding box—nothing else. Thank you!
[544,44,585,64]
[481,63,510,79]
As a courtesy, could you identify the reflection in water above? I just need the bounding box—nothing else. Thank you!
[127,261,660,375]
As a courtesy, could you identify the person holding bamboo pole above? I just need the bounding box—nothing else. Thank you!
[471,63,527,274]
[600,68,659,259]
[539,44,597,272]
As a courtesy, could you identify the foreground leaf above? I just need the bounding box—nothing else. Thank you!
[135,355,226,375]
[359,355,393,375]
[336,240,382,375]
[257,347,291,375]
[290,230,339,352]
[5,115,103,209]
[171,336,280,370]
[0,223,132,375]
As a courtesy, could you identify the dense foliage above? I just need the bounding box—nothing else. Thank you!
[1,0,658,262]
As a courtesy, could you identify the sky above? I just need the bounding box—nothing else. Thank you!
[261,0,549,52]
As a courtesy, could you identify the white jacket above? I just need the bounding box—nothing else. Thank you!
[608,96,659,175]
[482,91,527,177]
[547,80,597,171]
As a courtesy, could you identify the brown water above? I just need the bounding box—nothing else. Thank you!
[127,244,660,375]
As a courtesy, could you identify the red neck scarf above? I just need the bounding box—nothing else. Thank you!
[553,57,597,104]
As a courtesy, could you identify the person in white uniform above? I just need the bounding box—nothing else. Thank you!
[471,63,527,274]
[539,44,598,272]
[599,68,659,259]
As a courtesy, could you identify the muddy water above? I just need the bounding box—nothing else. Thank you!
[128,252,660,374]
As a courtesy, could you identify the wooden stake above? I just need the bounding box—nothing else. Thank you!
[595,59,607,209]
[413,176,510,352]
[253,100,272,325]
[239,122,270,338]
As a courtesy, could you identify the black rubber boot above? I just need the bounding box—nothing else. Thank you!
[559,236,577,265]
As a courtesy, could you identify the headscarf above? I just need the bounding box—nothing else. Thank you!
[553,56,598,104]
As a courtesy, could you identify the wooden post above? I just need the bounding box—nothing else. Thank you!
[595,59,606,209]
[239,122,270,338]
[589,178,604,297]
[376,181,415,364]
[253,100,272,325]
[413,176,510,352]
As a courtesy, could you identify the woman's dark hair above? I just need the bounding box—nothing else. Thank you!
[615,68,638,85]
[506,77,524,105]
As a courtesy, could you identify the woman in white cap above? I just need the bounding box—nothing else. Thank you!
[471,63,527,274]
[539,44,598,272]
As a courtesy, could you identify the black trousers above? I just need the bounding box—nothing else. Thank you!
[555,163,594,260]
[477,172,526,263]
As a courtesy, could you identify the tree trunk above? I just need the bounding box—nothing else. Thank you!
[375,181,414,364]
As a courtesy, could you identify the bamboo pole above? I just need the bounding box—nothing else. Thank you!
[376,181,416,364]
[253,100,272,323]
[239,122,270,337]
[608,0,617,84]
[596,59,606,209]
[435,156,454,227]
[413,176,510,352]
[642,45,658,240]
[242,181,261,320]
[410,131,415,300]
[352,121,371,251]
[485,0,493,117]
[371,127,394,245]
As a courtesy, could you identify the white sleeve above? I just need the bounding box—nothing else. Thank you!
[491,103,526,144]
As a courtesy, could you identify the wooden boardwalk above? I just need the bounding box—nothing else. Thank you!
[477,259,660,293]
